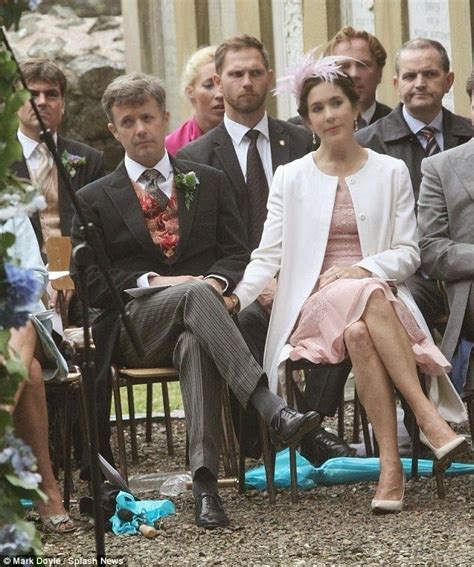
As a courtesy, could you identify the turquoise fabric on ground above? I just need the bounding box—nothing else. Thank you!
[110,491,176,535]
[245,449,474,491]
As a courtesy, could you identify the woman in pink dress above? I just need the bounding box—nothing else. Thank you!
[165,46,224,156]
[230,54,469,513]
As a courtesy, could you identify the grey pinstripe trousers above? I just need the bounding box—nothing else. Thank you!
[118,280,263,477]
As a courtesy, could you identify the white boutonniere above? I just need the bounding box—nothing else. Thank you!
[175,170,199,210]
[61,150,87,178]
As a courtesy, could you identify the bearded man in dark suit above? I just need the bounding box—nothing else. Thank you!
[179,35,352,463]
[12,59,105,319]
[71,72,320,529]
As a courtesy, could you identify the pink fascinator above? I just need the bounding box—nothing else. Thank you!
[274,50,361,100]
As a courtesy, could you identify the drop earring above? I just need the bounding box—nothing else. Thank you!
[312,130,316,145]
[353,117,358,131]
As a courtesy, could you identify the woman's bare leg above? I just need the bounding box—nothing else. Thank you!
[11,323,73,528]
[361,291,457,448]
[344,321,403,501]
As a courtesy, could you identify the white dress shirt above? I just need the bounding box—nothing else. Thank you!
[224,113,273,186]
[125,152,174,198]
[17,129,58,171]
[402,106,444,151]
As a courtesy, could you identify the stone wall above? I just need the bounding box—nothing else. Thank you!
[9,5,125,172]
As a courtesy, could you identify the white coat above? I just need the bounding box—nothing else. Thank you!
[235,150,466,423]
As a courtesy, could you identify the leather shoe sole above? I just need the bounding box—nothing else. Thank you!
[194,493,230,529]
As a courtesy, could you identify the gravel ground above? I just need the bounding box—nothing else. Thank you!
[38,409,473,566]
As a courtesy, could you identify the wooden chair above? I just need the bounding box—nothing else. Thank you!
[43,236,87,509]
[110,364,178,483]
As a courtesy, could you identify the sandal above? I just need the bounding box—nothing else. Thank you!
[41,513,76,533]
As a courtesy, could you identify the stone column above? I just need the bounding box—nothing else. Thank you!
[374,0,408,110]
[121,0,198,129]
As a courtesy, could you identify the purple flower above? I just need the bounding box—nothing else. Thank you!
[0,264,41,329]
[0,523,33,555]
[0,429,41,487]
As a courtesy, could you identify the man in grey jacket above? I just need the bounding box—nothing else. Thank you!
[418,70,474,404]
[356,38,472,329]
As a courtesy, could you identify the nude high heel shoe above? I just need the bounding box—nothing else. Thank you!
[371,476,405,514]
[419,432,469,498]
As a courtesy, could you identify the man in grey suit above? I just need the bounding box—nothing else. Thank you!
[418,69,474,403]
[356,38,472,330]
[71,72,320,529]
[179,35,352,463]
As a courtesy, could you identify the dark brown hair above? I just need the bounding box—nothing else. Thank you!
[102,73,166,122]
[215,34,270,74]
[297,75,359,119]
[20,58,67,96]
[324,26,387,69]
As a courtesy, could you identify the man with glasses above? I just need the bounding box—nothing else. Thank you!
[12,58,105,318]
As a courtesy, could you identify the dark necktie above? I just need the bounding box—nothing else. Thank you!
[245,129,269,250]
[356,114,367,131]
[141,168,169,209]
[419,126,441,156]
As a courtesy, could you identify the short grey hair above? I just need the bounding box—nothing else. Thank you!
[395,38,450,75]
[102,73,166,122]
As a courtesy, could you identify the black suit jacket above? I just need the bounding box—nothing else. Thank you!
[177,118,313,244]
[71,156,250,459]
[11,135,105,249]
[71,156,250,374]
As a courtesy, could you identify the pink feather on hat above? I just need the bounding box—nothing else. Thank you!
[274,50,362,100]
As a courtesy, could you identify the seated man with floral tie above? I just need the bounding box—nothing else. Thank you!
[71,72,321,529]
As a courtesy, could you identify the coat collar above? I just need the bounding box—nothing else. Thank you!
[380,103,472,144]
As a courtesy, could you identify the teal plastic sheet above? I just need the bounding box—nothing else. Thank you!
[245,449,474,491]
[110,491,176,535]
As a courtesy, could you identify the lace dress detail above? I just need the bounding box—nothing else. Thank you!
[289,181,450,377]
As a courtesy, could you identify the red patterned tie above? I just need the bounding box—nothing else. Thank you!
[419,126,441,156]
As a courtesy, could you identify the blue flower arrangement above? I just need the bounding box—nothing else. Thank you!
[0,0,46,557]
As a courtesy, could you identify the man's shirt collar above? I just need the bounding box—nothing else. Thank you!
[125,152,173,182]
[17,129,58,159]
[224,112,270,145]
[402,105,443,134]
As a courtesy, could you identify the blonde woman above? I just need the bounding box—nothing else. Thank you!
[165,46,224,155]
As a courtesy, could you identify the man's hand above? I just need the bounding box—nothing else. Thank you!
[319,265,372,290]
[50,288,74,314]
[148,275,204,287]
[204,277,225,295]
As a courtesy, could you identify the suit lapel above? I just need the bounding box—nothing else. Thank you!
[171,157,199,260]
[451,140,474,201]
[212,123,247,200]
[268,118,290,172]
[105,162,165,260]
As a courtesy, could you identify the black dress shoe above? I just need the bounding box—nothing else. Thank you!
[270,407,322,449]
[300,426,355,466]
[194,493,230,529]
